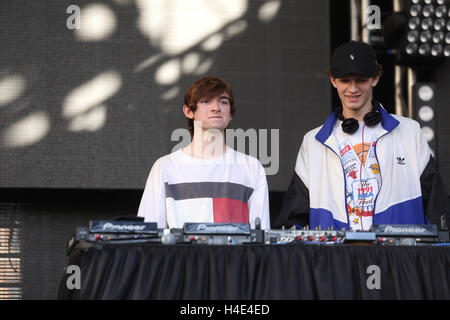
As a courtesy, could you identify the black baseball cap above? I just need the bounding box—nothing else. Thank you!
[329,41,378,78]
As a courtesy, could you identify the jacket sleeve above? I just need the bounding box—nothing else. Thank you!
[273,140,310,228]
[273,172,310,228]
[420,155,450,228]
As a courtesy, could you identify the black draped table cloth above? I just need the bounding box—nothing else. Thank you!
[58,243,450,299]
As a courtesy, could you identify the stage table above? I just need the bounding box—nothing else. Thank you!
[58,243,450,299]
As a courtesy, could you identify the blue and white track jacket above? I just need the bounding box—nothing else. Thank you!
[275,106,450,229]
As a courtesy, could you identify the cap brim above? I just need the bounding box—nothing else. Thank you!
[331,65,375,78]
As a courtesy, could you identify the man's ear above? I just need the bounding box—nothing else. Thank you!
[329,75,337,88]
[371,73,380,87]
[183,104,194,119]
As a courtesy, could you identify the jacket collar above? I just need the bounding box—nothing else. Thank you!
[315,104,399,144]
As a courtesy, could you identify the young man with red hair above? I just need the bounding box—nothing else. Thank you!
[138,76,270,229]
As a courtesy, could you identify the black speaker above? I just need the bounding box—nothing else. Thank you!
[413,82,438,159]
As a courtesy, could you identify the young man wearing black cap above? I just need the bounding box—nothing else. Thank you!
[275,41,450,231]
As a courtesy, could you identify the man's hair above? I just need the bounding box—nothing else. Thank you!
[326,64,384,79]
[184,76,235,137]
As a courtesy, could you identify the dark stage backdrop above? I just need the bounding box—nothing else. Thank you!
[435,60,450,192]
[0,0,331,192]
[1,0,447,301]
[0,0,331,299]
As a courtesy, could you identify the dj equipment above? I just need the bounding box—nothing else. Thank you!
[68,219,449,254]
[67,220,171,254]
[90,220,158,234]
[67,220,263,253]
[373,224,440,246]
[344,230,377,244]
[182,222,263,245]
[264,226,346,245]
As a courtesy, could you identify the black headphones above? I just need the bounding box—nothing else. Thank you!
[338,101,382,134]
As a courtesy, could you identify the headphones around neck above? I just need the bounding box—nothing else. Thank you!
[338,101,382,134]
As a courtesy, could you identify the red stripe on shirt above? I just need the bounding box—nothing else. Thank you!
[212,198,249,223]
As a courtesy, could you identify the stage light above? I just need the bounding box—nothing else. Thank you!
[418,84,434,101]
[421,17,433,30]
[431,44,443,56]
[421,126,435,142]
[420,30,432,42]
[434,18,446,31]
[401,0,450,59]
[419,43,431,54]
[432,31,444,43]
[410,4,422,17]
[422,5,435,18]
[406,43,419,54]
[409,17,420,29]
[444,45,450,56]
[414,83,438,157]
[418,105,434,122]
[435,5,447,18]
[408,30,420,42]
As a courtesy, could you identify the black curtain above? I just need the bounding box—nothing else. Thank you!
[58,243,450,299]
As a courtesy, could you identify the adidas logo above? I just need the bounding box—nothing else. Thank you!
[396,156,405,165]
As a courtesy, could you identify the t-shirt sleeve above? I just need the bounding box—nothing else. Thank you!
[137,159,168,228]
[248,161,271,230]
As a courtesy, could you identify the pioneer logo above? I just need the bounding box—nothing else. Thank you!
[196,224,238,233]
[102,223,146,231]
[383,226,426,234]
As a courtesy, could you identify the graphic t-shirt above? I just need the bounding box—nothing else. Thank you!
[137,146,271,229]
[333,120,383,231]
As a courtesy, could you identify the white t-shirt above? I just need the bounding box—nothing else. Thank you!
[137,146,271,229]
[333,120,383,231]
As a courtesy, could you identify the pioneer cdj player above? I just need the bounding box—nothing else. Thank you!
[68,218,450,254]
